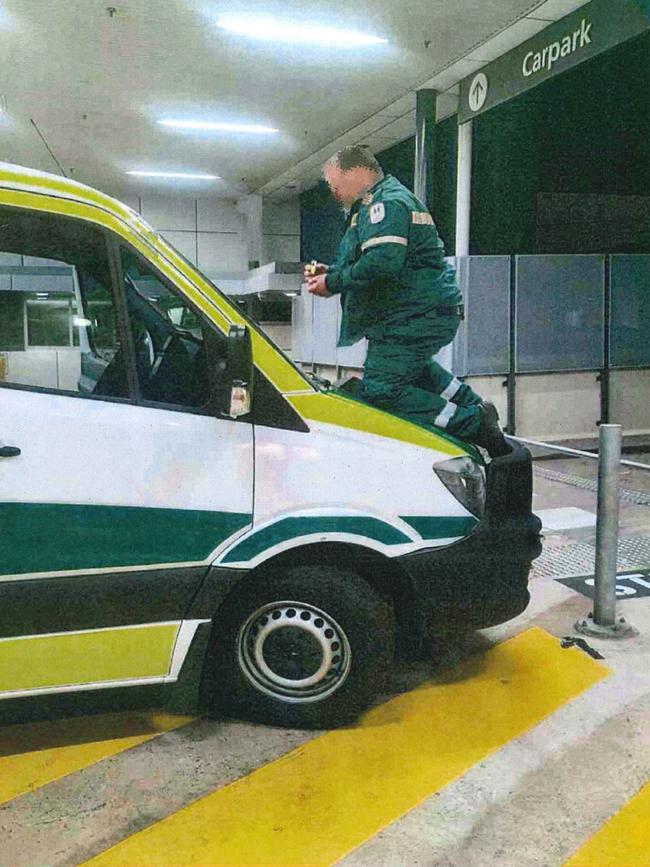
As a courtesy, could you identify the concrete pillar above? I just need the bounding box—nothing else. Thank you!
[236,194,263,269]
[414,89,437,208]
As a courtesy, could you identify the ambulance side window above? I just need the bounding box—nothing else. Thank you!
[0,206,128,398]
[120,247,220,410]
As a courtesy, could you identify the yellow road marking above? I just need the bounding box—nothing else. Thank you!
[564,782,650,866]
[85,628,608,867]
[0,711,192,805]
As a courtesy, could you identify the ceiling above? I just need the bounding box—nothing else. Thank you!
[0,0,589,201]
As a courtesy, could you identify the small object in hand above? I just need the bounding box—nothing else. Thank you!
[305,260,318,276]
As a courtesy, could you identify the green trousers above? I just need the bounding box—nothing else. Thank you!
[360,315,483,439]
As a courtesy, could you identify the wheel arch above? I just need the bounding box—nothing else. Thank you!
[187,541,420,711]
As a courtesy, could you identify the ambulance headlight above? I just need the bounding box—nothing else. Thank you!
[433,457,486,518]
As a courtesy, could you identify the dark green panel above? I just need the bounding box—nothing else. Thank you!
[432,116,458,253]
[0,566,207,638]
[0,292,25,351]
[472,31,650,255]
[376,137,415,190]
[0,503,251,575]
[459,0,650,121]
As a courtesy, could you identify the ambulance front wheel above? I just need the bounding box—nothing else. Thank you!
[206,565,395,729]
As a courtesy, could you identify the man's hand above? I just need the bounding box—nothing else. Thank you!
[306,274,332,297]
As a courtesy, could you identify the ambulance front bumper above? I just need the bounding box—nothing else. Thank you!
[396,440,543,631]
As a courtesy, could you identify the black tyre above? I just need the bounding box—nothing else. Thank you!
[204,565,395,729]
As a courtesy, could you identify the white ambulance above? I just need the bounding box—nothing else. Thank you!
[0,163,541,728]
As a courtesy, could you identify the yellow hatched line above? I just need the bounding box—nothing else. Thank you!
[84,627,608,867]
[0,711,192,806]
[564,782,650,867]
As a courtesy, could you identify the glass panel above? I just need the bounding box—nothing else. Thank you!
[26,295,75,346]
[0,206,126,396]
[121,247,215,408]
[453,256,510,376]
[516,255,604,372]
[610,255,650,368]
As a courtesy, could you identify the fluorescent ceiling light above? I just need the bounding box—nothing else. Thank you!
[126,170,219,179]
[216,16,387,47]
[159,119,278,134]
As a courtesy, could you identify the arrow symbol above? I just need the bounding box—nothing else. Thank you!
[472,80,484,98]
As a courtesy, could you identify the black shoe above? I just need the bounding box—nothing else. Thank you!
[473,402,511,458]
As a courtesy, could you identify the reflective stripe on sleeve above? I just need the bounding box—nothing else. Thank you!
[441,377,463,401]
[434,401,457,430]
[360,235,408,252]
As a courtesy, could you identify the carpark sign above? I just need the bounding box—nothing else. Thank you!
[458,0,650,122]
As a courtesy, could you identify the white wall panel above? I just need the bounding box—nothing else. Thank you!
[262,200,300,235]
[291,290,313,364]
[160,230,198,265]
[197,200,243,233]
[263,235,300,263]
[337,338,367,369]
[141,196,196,232]
[312,296,338,366]
[516,372,601,440]
[197,232,248,274]
[610,370,650,435]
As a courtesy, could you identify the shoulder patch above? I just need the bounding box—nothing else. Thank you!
[412,211,434,226]
[369,202,385,224]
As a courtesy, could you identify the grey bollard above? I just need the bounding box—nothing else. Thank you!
[593,424,622,627]
[575,424,637,639]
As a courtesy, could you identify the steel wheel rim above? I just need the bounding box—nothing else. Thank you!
[237,600,352,704]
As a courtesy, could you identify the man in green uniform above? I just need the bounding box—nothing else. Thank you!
[305,145,509,458]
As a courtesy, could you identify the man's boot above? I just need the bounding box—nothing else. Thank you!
[473,401,511,458]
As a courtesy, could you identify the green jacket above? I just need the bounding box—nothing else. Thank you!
[325,174,462,347]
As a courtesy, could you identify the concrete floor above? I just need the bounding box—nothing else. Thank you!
[1,455,649,866]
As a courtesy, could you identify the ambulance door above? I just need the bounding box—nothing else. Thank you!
[0,203,253,699]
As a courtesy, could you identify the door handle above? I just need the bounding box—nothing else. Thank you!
[0,446,21,457]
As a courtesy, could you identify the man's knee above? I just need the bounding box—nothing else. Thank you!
[360,376,404,408]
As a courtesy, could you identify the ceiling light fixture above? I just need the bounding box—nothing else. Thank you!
[126,170,220,179]
[158,119,279,134]
[216,16,388,47]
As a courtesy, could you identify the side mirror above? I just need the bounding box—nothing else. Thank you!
[223,324,252,418]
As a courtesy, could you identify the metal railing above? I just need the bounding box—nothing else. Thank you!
[507,427,640,639]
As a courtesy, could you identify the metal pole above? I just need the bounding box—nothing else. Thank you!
[455,120,473,257]
[575,424,637,639]
[507,255,516,435]
[593,424,622,626]
[506,434,650,472]
[414,89,437,207]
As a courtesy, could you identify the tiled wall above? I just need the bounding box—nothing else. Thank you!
[123,195,301,278]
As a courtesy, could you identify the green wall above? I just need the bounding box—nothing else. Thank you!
[300,30,650,259]
[471,30,650,254]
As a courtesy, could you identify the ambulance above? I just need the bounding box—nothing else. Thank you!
[0,163,541,728]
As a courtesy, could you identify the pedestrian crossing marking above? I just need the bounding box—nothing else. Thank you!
[84,628,608,867]
[564,781,650,866]
[0,711,192,805]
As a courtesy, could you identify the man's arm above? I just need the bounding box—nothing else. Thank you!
[326,200,410,295]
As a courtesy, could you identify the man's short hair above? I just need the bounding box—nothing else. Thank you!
[325,145,384,175]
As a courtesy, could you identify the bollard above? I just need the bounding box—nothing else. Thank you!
[575,424,637,639]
